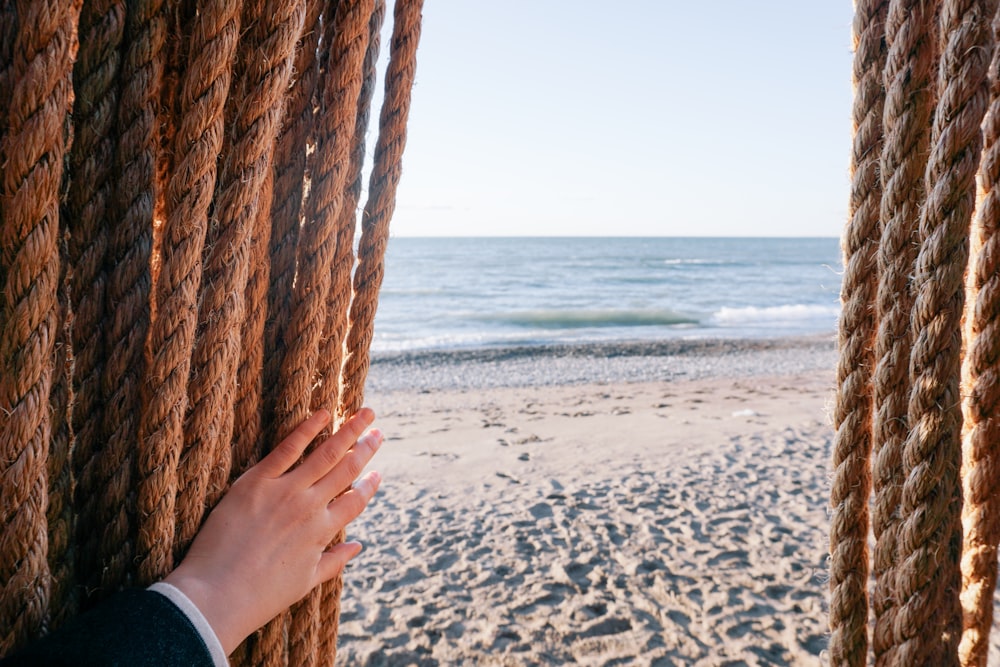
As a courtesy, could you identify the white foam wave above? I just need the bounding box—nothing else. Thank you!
[711,304,840,327]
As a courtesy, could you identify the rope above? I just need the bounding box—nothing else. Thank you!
[313,6,386,662]
[829,1,887,664]
[260,0,323,448]
[278,1,374,661]
[46,275,73,628]
[325,1,422,660]
[958,6,1000,664]
[230,0,305,482]
[138,0,239,581]
[64,0,124,609]
[871,1,936,662]
[0,0,81,649]
[895,1,996,662]
[113,0,164,590]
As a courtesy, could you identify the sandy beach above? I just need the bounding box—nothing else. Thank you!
[334,335,987,665]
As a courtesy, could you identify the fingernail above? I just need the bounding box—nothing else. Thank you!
[370,470,382,486]
[369,429,384,450]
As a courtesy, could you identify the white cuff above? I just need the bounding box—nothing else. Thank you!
[148,581,229,667]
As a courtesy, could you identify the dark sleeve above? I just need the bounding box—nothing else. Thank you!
[1,589,215,667]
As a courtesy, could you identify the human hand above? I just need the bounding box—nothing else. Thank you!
[163,408,383,655]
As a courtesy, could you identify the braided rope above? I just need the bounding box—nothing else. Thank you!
[895,1,996,663]
[958,7,1000,665]
[278,2,374,661]
[325,1,423,660]
[871,1,936,662]
[64,0,124,607]
[311,0,385,423]
[174,0,305,556]
[0,0,81,649]
[261,0,323,445]
[230,0,306,481]
[46,276,73,628]
[830,2,887,665]
[313,8,386,662]
[137,0,239,582]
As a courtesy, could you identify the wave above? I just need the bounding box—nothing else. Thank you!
[483,309,700,329]
[710,304,839,326]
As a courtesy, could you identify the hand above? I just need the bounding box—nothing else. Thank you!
[163,408,383,654]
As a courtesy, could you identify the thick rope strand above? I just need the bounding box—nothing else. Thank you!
[329,1,423,660]
[871,1,936,662]
[137,0,240,583]
[279,2,374,662]
[895,1,996,663]
[958,7,1000,665]
[830,2,887,664]
[229,0,306,481]
[0,0,81,649]
[260,0,323,445]
[65,0,124,607]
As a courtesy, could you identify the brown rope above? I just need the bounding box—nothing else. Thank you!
[895,1,996,663]
[958,7,1000,665]
[313,4,386,662]
[46,265,73,628]
[138,0,239,582]
[230,0,305,483]
[325,1,422,660]
[830,2,887,664]
[0,0,81,649]
[311,0,385,423]
[278,2,374,661]
[108,0,165,593]
[871,1,937,663]
[260,0,323,446]
[64,0,124,608]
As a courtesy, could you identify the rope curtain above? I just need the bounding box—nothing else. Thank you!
[0,0,422,664]
[834,0,1000,665]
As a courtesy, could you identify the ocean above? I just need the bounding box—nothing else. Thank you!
[371,237,841,353]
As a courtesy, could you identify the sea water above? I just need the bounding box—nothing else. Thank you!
[372,237,841,353]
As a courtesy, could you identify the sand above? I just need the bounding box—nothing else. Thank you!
[333,336,998,665]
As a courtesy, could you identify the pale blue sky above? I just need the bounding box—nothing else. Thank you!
[384,1,854,237]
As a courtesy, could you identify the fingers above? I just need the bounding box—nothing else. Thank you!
[328,470,381,532]
[316,541,364,584]
[313,429,383,500]
[255,410,331,478]
[295,408,376,485]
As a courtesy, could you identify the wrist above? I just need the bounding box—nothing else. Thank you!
[164,565,247,656]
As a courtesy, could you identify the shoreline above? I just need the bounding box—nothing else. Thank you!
[367,333,837,392]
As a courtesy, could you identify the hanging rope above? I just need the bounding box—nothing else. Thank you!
[894,2,995,663]
[830,2,887,664]
[0,0,421,660]
[0,0,81,651]
[958,7,1000,665]
[871,1,936,663]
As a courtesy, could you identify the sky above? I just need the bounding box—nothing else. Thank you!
[379,1,855,237]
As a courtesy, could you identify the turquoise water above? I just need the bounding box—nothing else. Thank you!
[372,237,842,352]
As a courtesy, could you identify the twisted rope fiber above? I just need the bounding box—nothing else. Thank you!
[957,7,1000,664]
[311,0,384,427]
[894,1,996,663]
[229,0,307,484]
[0,0,81,650]
[137,0,241,582]
[102,0,165,594]
[830,1,887,664]
[179,0,304,556]
[275,2,374,662]
[871,1,937,662]
[46,265,73,628]
[63,0,125,608]
[260,0,324,446]
[314,3,385,662]
[0,0,15,294]
[329,1,423,659]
